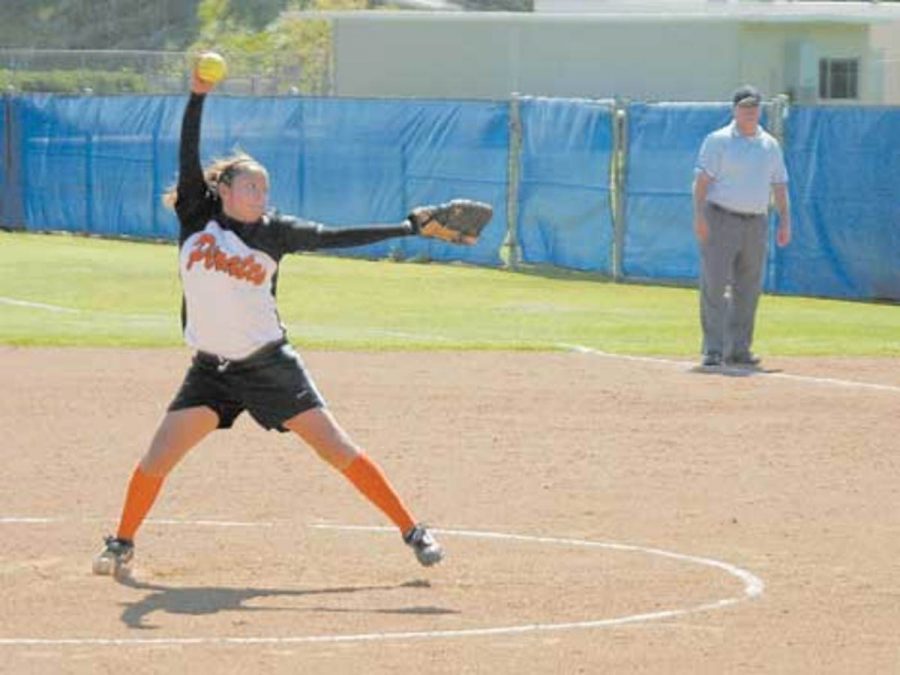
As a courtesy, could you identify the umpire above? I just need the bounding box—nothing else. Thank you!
[692,85,791,368]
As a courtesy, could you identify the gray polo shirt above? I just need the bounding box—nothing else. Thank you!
[695,121,788,215]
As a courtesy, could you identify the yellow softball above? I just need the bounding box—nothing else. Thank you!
[197,51,227,84]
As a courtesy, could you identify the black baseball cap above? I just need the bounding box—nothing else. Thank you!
[732,85,761,107]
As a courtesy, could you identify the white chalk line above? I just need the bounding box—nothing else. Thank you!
[560,343,900,394]
[317,524,764,598]
[0,522,762,647]
[3,297,895,393]
[0,297,80,313]
[0,296,170,325]
[0,298,450,337]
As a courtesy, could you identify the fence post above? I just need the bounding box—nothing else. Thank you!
[768,94,788,145]
[2,93,9,228]
[611,101,628,281]
[766,94,790,293]
[151,103,161,238]
[3,92,26,230]
[84,129,93,233]
[503,93,522,269]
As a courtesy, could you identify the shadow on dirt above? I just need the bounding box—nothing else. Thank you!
[688,365,782,377]
[115,576,457,629]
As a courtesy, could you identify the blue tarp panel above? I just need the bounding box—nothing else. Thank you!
[516,97,614,272]
[8,93,899,302]
[16,95,177,238]
[779,107,900,300]
[12,94,507,266]
[623,103,734,283]
[290,98,509,266]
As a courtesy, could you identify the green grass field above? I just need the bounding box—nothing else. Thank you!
[1,231,898,356]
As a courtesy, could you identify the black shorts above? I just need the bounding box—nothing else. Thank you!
[168,340,326,432]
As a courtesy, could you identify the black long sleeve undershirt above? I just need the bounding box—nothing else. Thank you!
[174,92,416,258]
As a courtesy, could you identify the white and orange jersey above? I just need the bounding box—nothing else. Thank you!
[179,219,282,360]
[173,93,416,360]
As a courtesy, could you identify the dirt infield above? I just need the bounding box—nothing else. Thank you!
[1,346,898,674]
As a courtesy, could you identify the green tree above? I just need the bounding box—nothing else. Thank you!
[192,0,368,94]
[0,0,200,49]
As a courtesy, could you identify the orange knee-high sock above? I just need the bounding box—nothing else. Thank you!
[341,454,415,534]
[115,466,164,542]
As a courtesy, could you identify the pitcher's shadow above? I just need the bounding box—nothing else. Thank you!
[116,575,458,630]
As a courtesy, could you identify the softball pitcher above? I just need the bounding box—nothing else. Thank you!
[93,62,490,578]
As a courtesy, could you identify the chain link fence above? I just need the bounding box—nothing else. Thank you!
[0,48,333,96]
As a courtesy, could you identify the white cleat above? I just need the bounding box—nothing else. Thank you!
[92,535,134,579]
[403,524,444,567]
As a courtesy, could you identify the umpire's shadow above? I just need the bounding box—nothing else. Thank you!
[116,575,458,630]
[689,364,782,377]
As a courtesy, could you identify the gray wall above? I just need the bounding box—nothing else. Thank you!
[333,15,741,100]
[330,12,894,103]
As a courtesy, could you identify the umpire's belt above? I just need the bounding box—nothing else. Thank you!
[195,339,287,373]
[708,202,765,219]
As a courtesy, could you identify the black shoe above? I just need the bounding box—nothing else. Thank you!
[726,352,761,367]
[701,352,723,367]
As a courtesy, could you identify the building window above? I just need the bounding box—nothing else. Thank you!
[818,58,859,100]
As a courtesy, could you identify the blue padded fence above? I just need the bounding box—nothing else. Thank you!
[622,103,899,301]
[4,93,898,301]
[14,95,177,238]
[780,106,900,301]
[623,103,732,283]
[516,97,615,273]
[10,94,508,266]
[623,103,779,291]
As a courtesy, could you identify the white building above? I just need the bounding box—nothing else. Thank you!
[289,1,900,103]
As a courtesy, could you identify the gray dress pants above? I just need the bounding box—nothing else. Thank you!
[700,202,768,358]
